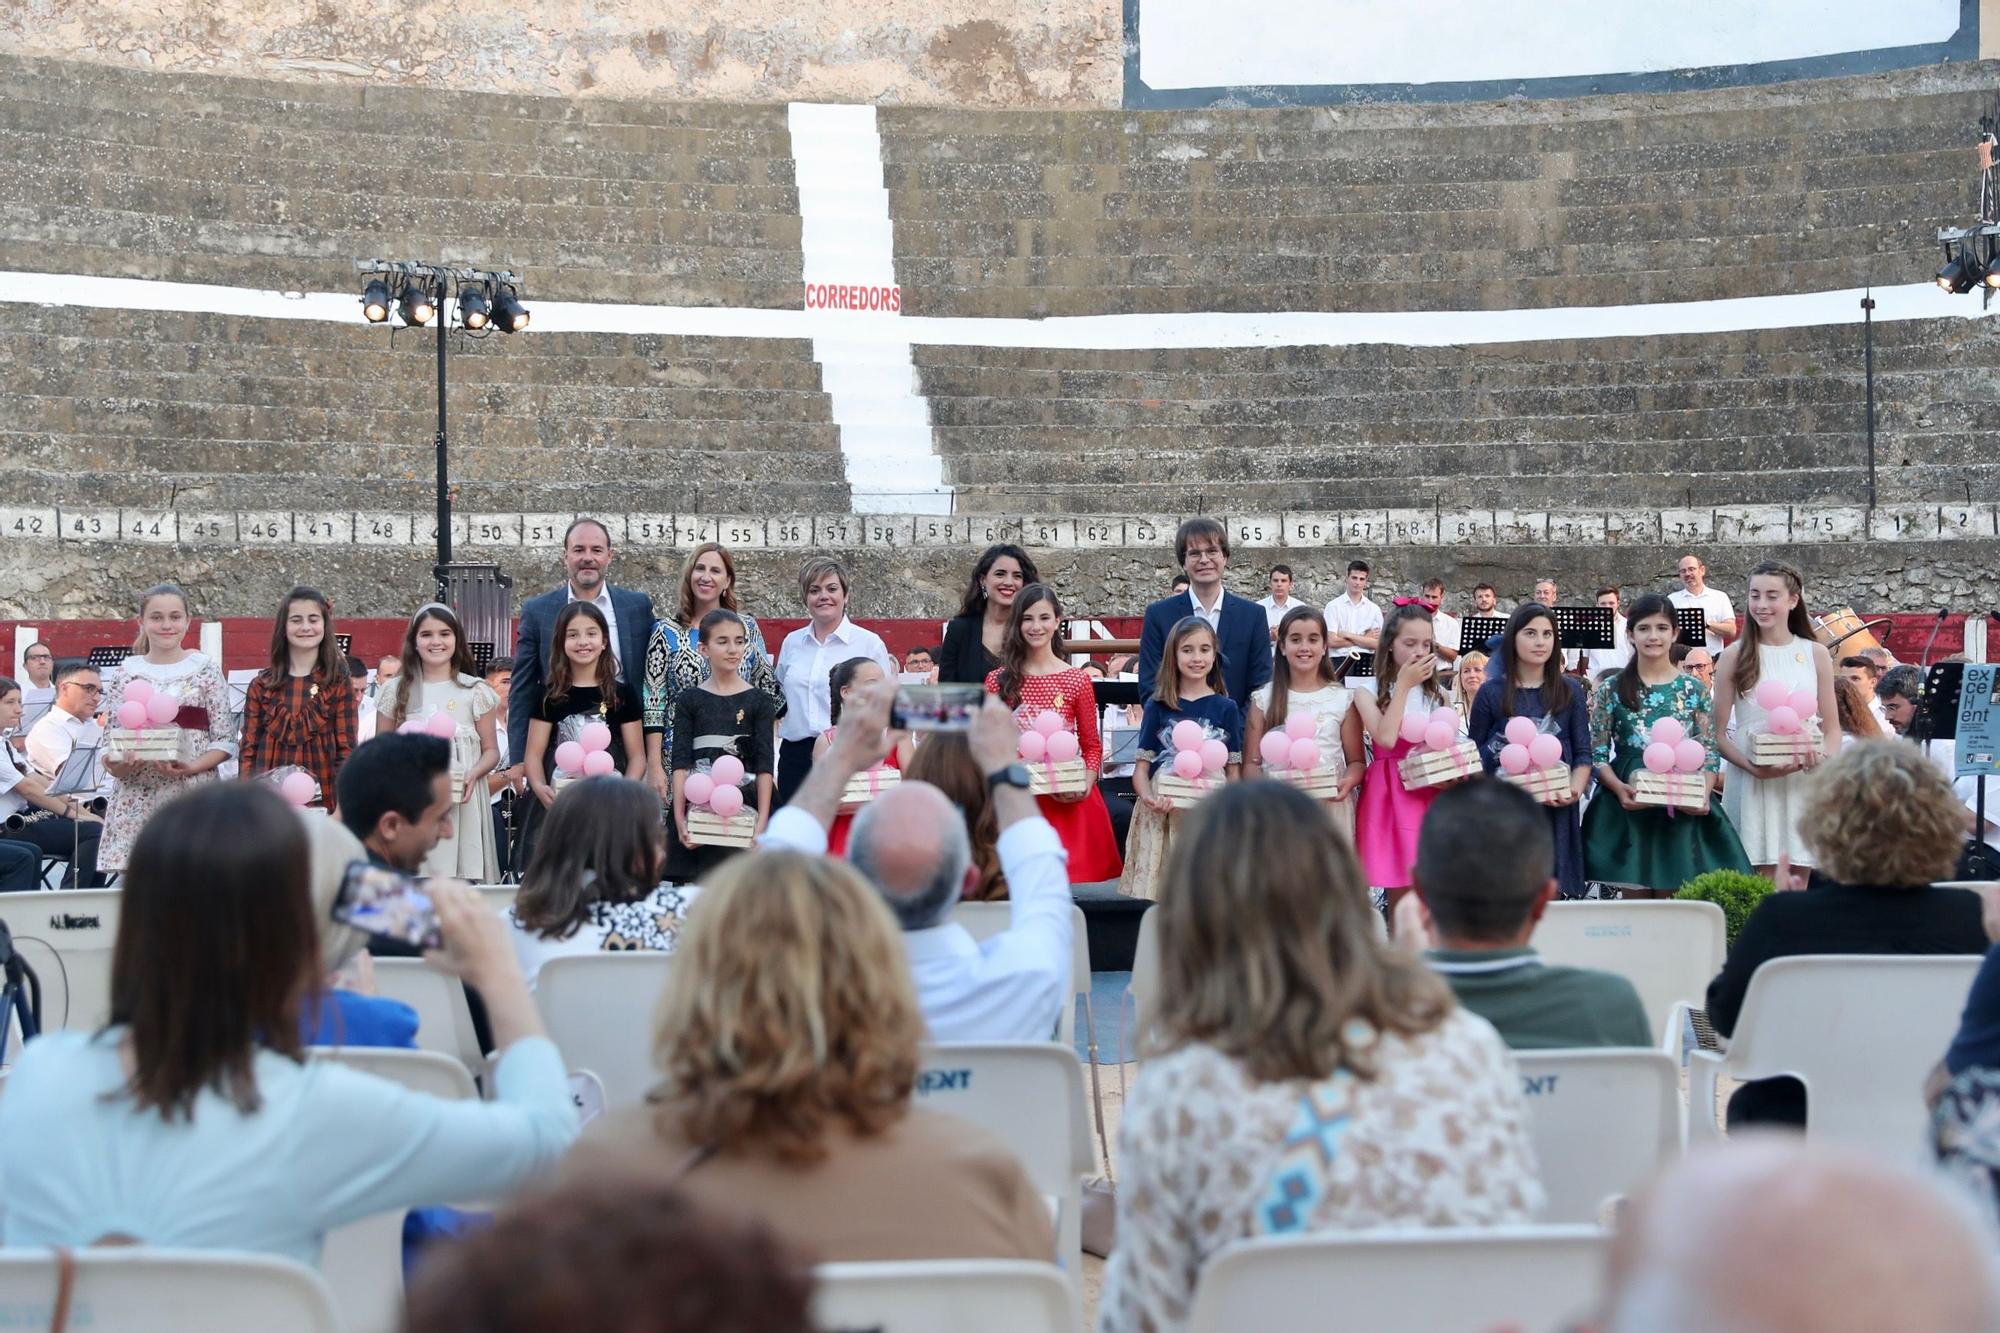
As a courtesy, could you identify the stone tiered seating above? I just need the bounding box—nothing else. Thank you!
[0,54,805,307]
[918,316,2000,513]
[2,305,850,514]
[879,66,1984,317]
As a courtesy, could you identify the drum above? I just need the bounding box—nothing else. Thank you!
[1813,606,1896,662]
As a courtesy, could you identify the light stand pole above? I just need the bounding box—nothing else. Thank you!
[1861,293,1876,512]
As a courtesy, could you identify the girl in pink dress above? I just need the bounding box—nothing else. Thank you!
[984,584,1123,882]
[1351,605,1452,908]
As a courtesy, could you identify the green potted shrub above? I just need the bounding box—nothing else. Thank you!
[1675,869,1774,948]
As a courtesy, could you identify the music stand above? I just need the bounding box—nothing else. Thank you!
[42,741,103,888]
[1094,680,1142,710]
[1459,616,1508,657]
[335,633,353,657]
[468,641,496,675]
[1922,662,1994,832]
[1550,606,1615,653]
[85,647,126,669]
[1674,608,1708,649]
[17,698,51,732]
[1345,651,1377,679]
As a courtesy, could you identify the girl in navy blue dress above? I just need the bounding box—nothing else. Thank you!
[1120,616,1242,899]
[1468,603,1593,897]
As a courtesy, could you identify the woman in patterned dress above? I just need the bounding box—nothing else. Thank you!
[639,543,780,801]
[99,583,238,874]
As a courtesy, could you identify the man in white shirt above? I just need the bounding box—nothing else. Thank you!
[1670,554,1738,655]
[1256,564,1300,639]
[26,662,103,787]
[765,681,1073,1043]
[1414,577,1461,664]
[1534,578,1584,672]
[774,556,896,805]
[1585,587,1633,677]
[1326,560,1384,665]
[17,641,55,713]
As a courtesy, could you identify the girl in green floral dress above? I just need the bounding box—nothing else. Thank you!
[1581,594,1752,896]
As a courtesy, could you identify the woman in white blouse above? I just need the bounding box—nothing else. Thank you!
[1099,780,1542,1333]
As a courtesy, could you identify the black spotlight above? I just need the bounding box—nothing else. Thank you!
[399,280,437,326]
[457,285,491,330]
[491,288,530,333]
[1937,243,1985,294]
[360,278,391,323]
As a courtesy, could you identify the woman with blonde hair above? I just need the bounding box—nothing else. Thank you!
[1100,781,1540,1333]
[558,850,1051,1262]
[1706,740,1987,1128]
[1453,649,1489,726]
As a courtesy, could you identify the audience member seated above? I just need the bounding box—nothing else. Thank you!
[1100,781,1540,1333]
[301,811,419,1047]
[0,783,577,1265]
[1705,740,1987,1128]
[1399,780,1651,1049]
[903,730,1008,901]
[558,849,1054,1264]
[0,674,105,888]
[767,680,1072,1042]
[1875,664,1924,737]
[505,775,696,989]
[1600,1139,2000,1331]
[401,1179,815,1333]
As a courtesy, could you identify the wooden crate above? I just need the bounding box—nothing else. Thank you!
[688,807,756,848]
[450,760,469,805]
[1155,770,1225,810]
[1633,771,1710,812]
[1270,764,1339,798]
[551,773,578,793]
[104,726,197,763]
[1503,765,1571,804]
[1028,759,1092,798]
[1400,738,1481,791]
[1750,729,1821,766]
[839,766,901,814]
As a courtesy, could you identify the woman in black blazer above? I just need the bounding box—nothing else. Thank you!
[938,544,1041,684]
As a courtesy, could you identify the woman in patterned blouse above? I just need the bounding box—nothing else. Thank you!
[239,586,357,809]
[1099,781,1541,1333]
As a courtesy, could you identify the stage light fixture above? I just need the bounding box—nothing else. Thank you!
[457,285,491,330]
[1937,241,1986,294]
[360,278,391,323]
[400,281,437,326]
[491,288,530,333]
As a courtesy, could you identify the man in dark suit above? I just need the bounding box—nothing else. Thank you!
[507,517,654,766]
[1136,517,1273,712]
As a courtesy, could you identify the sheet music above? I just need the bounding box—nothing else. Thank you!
[46,742,101,798]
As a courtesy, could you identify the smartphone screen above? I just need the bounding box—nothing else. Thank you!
[331,860,443,951]
[891,683,984,732]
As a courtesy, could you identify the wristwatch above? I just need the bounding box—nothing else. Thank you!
[986,762,1032,792]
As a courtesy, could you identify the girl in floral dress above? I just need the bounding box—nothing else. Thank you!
[99,583,237,873]
[379,603,501,882]
[984,584,1123,883]
[1243,606,1363,841]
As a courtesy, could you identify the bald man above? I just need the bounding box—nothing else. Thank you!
[1603,1139,2000,1332]
[761,679,1074,1042]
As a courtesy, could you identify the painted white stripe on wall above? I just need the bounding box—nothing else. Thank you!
[785,103,947,515]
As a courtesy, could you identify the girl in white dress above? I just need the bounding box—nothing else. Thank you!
[1713,560,1842,874]
[378,604,501,882]
[1244,607,1364,840]
[99,584,237,873]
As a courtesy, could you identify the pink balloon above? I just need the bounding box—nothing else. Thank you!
[1673,738,1707,774]
[553,741,585,774]
[1768,706,1801,736]
[398,719,423,735]
[122,679,155,704]
[1504,716,1538,748]
[708,784,744,818]
[1786,689,1817,719]
[145,693,179,726]
[578,721,613,754]
[1288,738,1320,772]
[1283,712,1316,741]
[1198,738,1228,772]
[710,754,746,788]
[1424,715,1458,752]
[1399,710,1428,744]
[683,771,715,806]
[1171,720,1204,753]
[1033,710,1064,737]
[115,700,148,729]
[279,770,317,807]
[582,750,615,777]
[1259,730,1293,769]
[1018,731,1048,762]
[1754,679,1789,712]
[1172,749,1204,780]
[1047,730,1081,763]
[1500,742,1531,774]
[1650,717,1686,746]
[1528,734,1564,769]
[424,711,457,739]
[1642,741,1677,774]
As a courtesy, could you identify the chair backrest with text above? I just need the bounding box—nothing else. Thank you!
[536,952,675,1108]
[0,1248,340,1333]
[1532,900,1725,1043]
[1513,1048,1683,1223]
[0,887,123,1035]
[814,1260,1075,1333]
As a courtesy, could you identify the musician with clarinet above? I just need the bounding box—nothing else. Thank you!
[0,675,104,889]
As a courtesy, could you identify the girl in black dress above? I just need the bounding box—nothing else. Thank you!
[667,609,776,884]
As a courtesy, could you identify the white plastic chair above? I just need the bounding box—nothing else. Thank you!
[1531,899,1726,1047]
[0,887,123,1034]
[368,957,484,1078]
[0,1247,340,1332]
[1513,1049,1683,1223]
[914,1043,1092,1315]
[1187,1226,1608,1333]
[1689,953,1983,1154]
[474,883,519,917]
[945,902,1090,1047]
[310,1047,478,1333]
[535,952,675,1109]
[814,1260,1075,1333]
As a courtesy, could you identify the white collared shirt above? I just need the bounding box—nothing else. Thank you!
[762,806,1074,1041]
[566,583,623,679]
[1255,594,1294,631]
[0,743,28,819]
[26,703,97,784]
[1325,592,1384,660]
[1584,620,1632,677]
[1670,586,1735,655]
[1185,586,1224,632]
[775,617,895,742]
